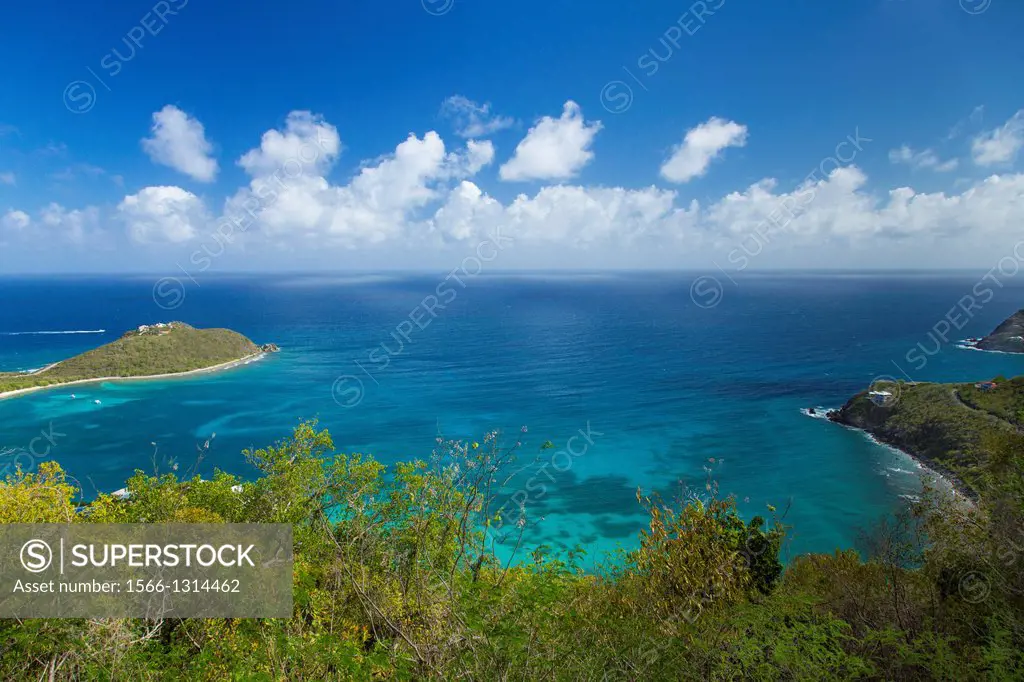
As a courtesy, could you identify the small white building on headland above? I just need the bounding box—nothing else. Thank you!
[868,390,893,406]
[136,322,178,335]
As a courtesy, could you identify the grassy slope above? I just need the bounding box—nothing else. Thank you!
[0,324,259,393]
[957,375,1024,427]
[831,378,1024,497]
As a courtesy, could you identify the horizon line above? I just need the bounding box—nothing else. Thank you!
[0,267,1007,277]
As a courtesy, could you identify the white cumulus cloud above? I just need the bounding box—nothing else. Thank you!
[426,166,1024,258]
[660,117,748,184]
[431,182,690,246]
[702,166,1024,249]
[237,111,341,177]
[1,209,29,230]
[216,114,1024,260]
[39,203,100,243]
[225,113,493,247]
[16,103,1024,269]
[972,110,1024,167]
[499,101,602,182]
[119,186,209,244]
[142,105,219,182]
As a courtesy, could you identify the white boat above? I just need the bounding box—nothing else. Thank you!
[70,394,76,399]
[94,399,101,405]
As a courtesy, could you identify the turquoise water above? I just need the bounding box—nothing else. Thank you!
[1,272,1022,564]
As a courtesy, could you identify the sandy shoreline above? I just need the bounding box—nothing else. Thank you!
[0,352,266,402]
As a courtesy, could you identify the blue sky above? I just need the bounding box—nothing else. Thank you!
[1,0,1023,273]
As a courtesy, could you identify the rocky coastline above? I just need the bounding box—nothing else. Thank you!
[825,384,983,504]
[975,309,1024,353]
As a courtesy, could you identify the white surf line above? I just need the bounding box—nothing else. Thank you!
[828,417,976,507]
[954,341,1024,356]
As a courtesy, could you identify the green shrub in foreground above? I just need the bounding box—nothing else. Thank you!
[0,421,1022,680]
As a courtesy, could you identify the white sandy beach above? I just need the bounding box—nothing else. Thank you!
[0,352,266,402]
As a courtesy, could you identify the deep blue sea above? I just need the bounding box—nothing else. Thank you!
[2,272,1022,565]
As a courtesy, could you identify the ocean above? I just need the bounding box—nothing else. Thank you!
[1,272,1022,565]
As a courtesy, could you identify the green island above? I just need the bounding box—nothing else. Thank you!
[0,323,278,397]
[2,396,1024,679]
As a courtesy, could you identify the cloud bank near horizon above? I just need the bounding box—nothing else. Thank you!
[5,100,1024,271]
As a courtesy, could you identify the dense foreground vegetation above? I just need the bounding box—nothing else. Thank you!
[0,324,261,394]
[1,418,1023,680]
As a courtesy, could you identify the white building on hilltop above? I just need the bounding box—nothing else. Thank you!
[868,390,893,406]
